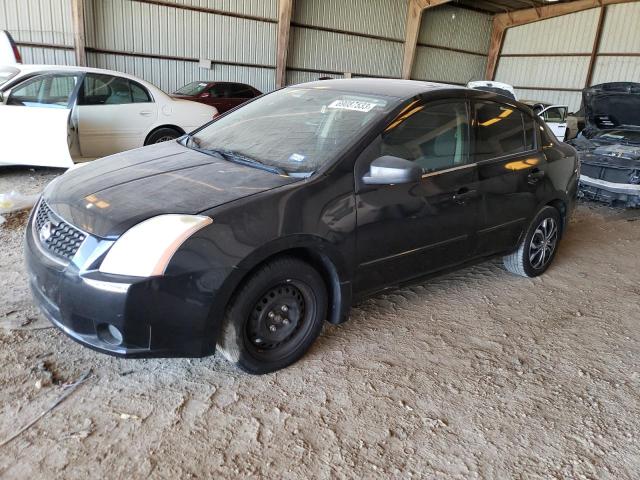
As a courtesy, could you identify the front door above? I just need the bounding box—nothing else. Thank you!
[0,72,81,168]
[76,73,157,159]
[472,100,547,256]
[539,105,568,141]
[354,99,480,295]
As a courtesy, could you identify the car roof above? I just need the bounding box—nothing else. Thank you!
[292,78,464,99]
[9,64,163,92]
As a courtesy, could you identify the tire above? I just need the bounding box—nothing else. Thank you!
[145,127,181,145]
[218,256,327,374]
[503,206,562,278]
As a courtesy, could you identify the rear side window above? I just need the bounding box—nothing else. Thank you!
[208,84,228,98]
[381,101,469,172]
[473,101,527,161]
[524,113,535,150]
[80,74,152,105]
[228,84,255,98]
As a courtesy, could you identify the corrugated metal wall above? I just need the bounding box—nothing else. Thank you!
[591,2,640,85]
[411,5,491,84]
[83,0,277,93]
[5,0,638,102]
[0,0,75,64]
[286,0,406,81]
[494,4,640,112]
[496,8,601,111]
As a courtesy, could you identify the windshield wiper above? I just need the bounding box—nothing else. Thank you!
[186,141,287,176]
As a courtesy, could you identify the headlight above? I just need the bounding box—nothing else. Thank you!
[99,214,212,277]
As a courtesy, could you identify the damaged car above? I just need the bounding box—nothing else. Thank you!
[570,82,640,207]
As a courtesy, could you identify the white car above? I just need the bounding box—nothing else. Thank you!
[467,80,517,101]
[526,102,569,141]
[0,64,218,168]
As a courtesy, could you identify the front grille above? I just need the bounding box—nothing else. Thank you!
[34,201,86,261]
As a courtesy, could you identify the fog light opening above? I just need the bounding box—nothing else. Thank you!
[97,323,124,346]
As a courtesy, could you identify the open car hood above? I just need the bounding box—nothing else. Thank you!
[583,82,640,134]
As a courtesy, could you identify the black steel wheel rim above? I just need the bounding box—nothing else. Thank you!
[245,279,316,359]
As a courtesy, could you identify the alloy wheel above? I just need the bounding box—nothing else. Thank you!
[529,217,558,269]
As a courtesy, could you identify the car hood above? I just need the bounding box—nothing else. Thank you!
[45,141,298,238]
[580,143,640,169]
[583,82,640,135]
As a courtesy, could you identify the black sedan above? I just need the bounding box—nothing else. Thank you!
[25,79,578,374]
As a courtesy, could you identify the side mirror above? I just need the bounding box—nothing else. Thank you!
[200,92,210,98]
[362,156,422,185]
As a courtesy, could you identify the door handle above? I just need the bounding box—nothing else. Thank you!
[139,110,152,116]
[527,169,545,184]
[452,188,478,204]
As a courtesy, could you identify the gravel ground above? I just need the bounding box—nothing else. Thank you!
[1,167,639,479]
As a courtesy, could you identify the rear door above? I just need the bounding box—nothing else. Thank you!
[539,106,568,141]
[76,73,157,159]
[0,72,81,168]
[472,100,546,256]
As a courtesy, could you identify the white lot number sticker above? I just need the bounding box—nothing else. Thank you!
[328,99,377,113]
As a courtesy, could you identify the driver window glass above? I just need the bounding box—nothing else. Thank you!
[543,107,566,122]
[8,74,78,108]
[380,101,469,173]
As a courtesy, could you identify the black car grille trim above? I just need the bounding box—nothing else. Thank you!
[34,201,87,261]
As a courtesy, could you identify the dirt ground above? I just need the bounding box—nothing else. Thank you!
[1,167,639,479]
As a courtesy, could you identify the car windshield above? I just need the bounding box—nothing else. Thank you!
[0,66,19,88]
[185,87,398,174]
[174,81,209,95]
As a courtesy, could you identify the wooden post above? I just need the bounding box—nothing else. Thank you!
[585,5,607,88]
[275,0,294,88]
[485,17,507,81]
[71,0,86,66]
[402,0,451,80]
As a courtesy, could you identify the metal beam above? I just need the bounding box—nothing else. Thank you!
[485,0,636,80]
[401,0,451,79]
[275,0,294,88]
[585,4,607,88]
[71,0,86,66]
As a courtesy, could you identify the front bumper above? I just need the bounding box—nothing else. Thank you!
[25,208,224,358]
[579,174,640,207]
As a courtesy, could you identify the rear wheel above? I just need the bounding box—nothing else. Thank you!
[503,206,561,277]
[145,127,181,145]
[218,257,327,374]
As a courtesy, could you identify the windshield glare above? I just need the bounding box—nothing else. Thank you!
[187,87,396,174]
[174,81,209,95]
[0,66,19,88]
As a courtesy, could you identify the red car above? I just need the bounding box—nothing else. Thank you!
[172,81,262,113]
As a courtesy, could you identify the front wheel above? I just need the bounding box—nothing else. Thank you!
[503,206,562,277]
[217,257,327,374]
